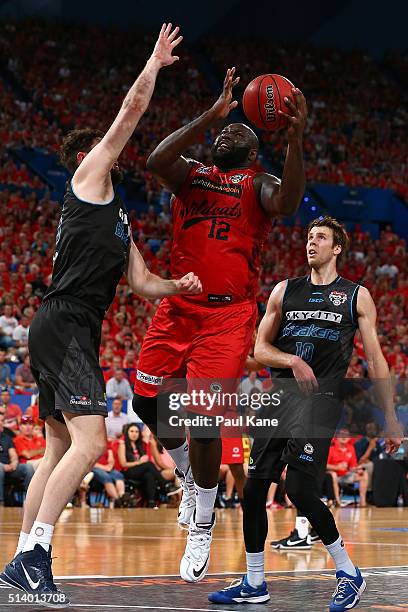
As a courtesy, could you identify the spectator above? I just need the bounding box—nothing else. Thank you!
[1,388,22,433]
[12,315,30,356]
[106,398,131,439]
[0,413,34,506]
[92,446,125,508]
[0,305,17,348]
[13,415,45,471]
[15,354,37,392]
[327,432,369,507]
[354,421,384,491]
[106,368,133,400]
[240,371,263,396]
[118,424,180,508]
[0,349,11,387]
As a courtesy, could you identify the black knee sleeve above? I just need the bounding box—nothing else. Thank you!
[243,478,272,553]
[285,467,339,545]
[132,394,158,433]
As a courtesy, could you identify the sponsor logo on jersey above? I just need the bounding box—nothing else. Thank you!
[97,400,107,407]
[286,310,342,323]
[304,443,314,455]
[70,395,92,406]
[329,291,348,306]
[115,208,130,245]
[281,323,340,341]
[196,166,211,174]
[309,297,324,303]
[191,177,242,198]
[229,173,249,183]
[299,453,314,462]
[136,370,164,386]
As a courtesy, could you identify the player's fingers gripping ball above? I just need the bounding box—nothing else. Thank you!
[243,73,296,131]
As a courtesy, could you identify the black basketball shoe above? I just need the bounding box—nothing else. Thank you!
[0,544,70,608]
[309,528,321,544]
[270,529,312,550]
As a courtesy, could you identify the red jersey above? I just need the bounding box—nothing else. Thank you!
[170,164,272,305]
[327,441,357,476]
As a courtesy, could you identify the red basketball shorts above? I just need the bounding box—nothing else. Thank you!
[134,297,257,416]
[221,437,244,465]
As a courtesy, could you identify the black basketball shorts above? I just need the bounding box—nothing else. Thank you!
[247,390,342,481]
[29,298,108,423]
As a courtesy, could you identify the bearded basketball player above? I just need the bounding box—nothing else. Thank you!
[132,67,308,582]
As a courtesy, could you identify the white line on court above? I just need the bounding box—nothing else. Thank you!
[8,605,236,612]
[55,564,408,579]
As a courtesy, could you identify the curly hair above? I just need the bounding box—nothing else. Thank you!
[307,216,350,261]
[59,128,104,173]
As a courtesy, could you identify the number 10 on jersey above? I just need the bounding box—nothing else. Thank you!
[295,342,314,363]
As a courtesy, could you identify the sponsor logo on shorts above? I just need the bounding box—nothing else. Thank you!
[304,443,314,455]
[136,370,163,386]
[286,310,342,323]
[210,382,222,393]
[299,454,314,462]
[70,395,92,406]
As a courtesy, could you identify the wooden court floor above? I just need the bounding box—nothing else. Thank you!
[0,506,407,611]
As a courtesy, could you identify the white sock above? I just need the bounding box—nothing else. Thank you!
[23,521,54,553]
[296,516,309,539]
[167,439,190,475]
[246,551,265,588]
[325,536,357,576]
[195,484,217,524]
[15,531,29,557]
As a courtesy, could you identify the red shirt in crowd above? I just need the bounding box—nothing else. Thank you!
[13,434,46,463]
[327,441,357,476]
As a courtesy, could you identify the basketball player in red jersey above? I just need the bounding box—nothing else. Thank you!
[132,67,308,582]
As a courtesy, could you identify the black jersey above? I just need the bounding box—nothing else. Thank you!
[44,181,130,317]
[272,275,361,381]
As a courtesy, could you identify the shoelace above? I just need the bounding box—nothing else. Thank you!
[224,578,243,591]
[186,528,212,562]
[333,576,359,599]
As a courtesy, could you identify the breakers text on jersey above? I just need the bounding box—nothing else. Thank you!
[281,323,340,341]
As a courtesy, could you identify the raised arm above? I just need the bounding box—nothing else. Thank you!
[72,23,183,202]
[254,281,318,394]
[146,67,240,193]
[126,240,202,299]
[357,286,403,452]
[254,88,307,218]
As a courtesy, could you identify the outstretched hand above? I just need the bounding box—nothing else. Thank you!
[278,87,308,143]
[151,23,183,68]
[212,67,240,120]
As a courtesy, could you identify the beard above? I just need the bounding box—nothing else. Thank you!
[111,166,123,186]
[211,143,251,171]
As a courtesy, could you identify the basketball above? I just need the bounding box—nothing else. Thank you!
[242,74,295,131]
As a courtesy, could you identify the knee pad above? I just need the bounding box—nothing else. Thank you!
[132,394,158,430]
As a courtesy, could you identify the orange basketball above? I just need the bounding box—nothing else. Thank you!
[242,73,295,131]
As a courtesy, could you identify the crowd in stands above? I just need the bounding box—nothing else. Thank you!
[204,38,408,201]
[0,20,407,508]
[0,21,407,202]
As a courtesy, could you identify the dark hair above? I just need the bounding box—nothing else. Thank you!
[123,423,144,463]
[59,128,104,173]
[307,216,350,262]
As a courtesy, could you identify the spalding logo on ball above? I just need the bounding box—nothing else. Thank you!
[243,74,295,131]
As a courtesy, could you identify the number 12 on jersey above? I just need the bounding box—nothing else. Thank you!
[295,342,314,363]
[208,220,230,241]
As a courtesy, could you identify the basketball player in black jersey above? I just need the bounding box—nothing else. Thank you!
[209,216,402,611]
[0,24,202,606]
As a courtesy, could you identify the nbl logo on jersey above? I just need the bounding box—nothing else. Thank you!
[329,291,348,306]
